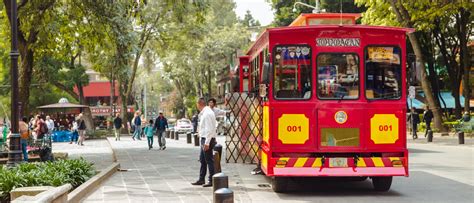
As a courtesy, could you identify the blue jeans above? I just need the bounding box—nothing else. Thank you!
[133,126,142,140]
[21,139,28,161]
[70,131,79,143]
[199,137,216,183]
[157,130,166,147]
[147,136,153,148]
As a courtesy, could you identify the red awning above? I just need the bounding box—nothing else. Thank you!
[74,82,119,97]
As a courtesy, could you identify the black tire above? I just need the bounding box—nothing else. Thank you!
[272,177,289,193]
[372,176,393,191]
[349,176,368,181]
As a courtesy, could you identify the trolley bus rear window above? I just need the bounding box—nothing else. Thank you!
[365,46,402,100]
[317,53,360,100]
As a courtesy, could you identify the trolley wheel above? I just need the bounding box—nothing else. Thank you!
[272,177,288,193]
[372,176,393,191]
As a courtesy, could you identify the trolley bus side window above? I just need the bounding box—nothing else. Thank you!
[365,46,402,100]
[317,53,360,100]
[273,45,312,100]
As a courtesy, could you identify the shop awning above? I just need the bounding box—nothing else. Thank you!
[37,102,89,109]
[74,82,119,97]
[408,92,466,109]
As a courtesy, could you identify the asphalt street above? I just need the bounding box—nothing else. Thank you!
[72,135,473,203]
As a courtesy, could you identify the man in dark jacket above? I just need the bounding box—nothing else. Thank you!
[408,107,420,139]
[191,113,199,133]
[423,106,434,137]
[154,112,168,150]
[113,113,123,141]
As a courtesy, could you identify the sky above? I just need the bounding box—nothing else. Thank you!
[234,0,275,26]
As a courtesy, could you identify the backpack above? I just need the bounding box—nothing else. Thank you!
[40,122,48,134]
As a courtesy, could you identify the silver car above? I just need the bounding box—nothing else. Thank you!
[175,119,193,134]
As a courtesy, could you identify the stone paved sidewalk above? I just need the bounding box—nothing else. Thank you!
[52,138,114,171]
[82,136,258,203]
[406,131,473,147]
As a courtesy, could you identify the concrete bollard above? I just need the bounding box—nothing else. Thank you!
[212,173,228,192]
[194,133,200,146]
[171,131,175,139]
[213,188,233,203]
[186,132,192,144]
[427,130,433,142]
[166,130,170,138]
[458,131,465,144]
[175,132,179,140]
[213,144,223,173]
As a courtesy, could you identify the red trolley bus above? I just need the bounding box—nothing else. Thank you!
[238,13,411,192]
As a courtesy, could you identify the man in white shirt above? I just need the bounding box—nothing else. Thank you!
[191,98,217,187]
[45,116,55,134]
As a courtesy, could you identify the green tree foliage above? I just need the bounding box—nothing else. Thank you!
[241,10,261,27]
[1,0,57,115]
[269,0,313,26]
[268,0,364,26]
[157,0,250,118]
[356,0,472,124]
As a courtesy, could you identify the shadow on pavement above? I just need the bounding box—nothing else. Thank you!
[264,171,473,202]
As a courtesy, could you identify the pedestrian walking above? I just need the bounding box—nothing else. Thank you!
[154,112,168,150]
[19,117,30,162]
[70,119,79,144]
[141,115,146,138]
[45,116,55,134]
[77,113,87,146]
[191,113,198,133]
[408,107,420,139]
[113,113,123,141]
[132,111,142,140]
[144,120,155,150]
[462,111,471,122]
[191,98,217,187]
[34,115,48,141]
[422,106,433,137]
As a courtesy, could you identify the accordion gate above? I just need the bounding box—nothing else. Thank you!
[225,93,263,164]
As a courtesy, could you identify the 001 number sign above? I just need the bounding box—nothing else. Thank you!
[287,126,302,132]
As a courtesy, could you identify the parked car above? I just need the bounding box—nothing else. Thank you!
[175,118,193,134]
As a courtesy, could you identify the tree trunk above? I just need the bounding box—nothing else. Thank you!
[77,84,85,105]
[390,0,445,131]
[458,7,471,113]
[118,78,130,134]
[18,47,34,116]
[206,65,212,98]
[110,75,114,116]
[408,33,444,130]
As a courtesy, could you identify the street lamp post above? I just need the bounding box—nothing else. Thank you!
[7,0,22,166]
[144,81,147,120]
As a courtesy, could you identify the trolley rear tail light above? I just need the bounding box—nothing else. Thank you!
[391,160,403,166]
[276,160,287,167]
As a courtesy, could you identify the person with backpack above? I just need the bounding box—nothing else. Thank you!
[76,113,87,146]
